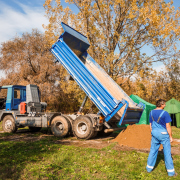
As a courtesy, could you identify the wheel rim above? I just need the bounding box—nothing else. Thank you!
[5,120,13,130]
[56,122,64,133]
[77,121,88,135]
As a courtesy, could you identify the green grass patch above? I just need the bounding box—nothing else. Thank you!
[0,135,180,179]
[172,126,180,139]
[0,125,180,179]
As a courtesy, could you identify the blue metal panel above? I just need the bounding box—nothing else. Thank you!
[12,86,26,110]
[51,39,123,118]
[13,87,26,109]
[6,87,13,110]
[105,101,124,122]
[118,99,129,125]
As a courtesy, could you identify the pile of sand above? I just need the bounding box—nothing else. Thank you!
[112,124,178,149]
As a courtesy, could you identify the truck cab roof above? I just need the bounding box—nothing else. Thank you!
[0,85,26,89]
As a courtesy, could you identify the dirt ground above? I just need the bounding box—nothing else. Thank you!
[0,129,180,155]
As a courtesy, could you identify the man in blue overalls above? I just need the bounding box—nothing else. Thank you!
[146,99,176,176]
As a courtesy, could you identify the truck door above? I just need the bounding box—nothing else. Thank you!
[13,88,26,109]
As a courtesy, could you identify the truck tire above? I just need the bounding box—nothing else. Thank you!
[2,115,17,133]
[72,115,95,139]
[29,127,42,132]
[62,115,73,136]
[51,116,70,137]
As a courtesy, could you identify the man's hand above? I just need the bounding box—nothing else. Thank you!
[170,137,173,143]
[166,123,173,143]
[150,123,152,132]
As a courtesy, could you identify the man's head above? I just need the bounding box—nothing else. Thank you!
[156,99,166,109]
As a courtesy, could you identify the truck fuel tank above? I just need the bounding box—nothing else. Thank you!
[20,102,26,114]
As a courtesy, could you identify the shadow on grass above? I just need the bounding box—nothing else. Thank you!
[153,151,168,171]
[0,127,52,138]
[0,134,61,180]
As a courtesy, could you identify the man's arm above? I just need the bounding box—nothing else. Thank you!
[166,123,173,142]
[150,123,152,132]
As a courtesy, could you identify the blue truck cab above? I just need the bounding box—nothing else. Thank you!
[0,84,62,134]
[0,85,26,111]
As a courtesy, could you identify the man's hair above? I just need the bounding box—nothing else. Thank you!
[156,99,166,107]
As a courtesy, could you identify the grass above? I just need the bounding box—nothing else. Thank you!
[0,133,180,179]
[172,126,180,139]
[0,123,180,179]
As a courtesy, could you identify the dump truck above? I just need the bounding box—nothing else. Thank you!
[50,22,145,138]
[0,23,144,139]
[0,84,72,137]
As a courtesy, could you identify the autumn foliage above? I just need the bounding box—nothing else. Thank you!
[0,0,179,113]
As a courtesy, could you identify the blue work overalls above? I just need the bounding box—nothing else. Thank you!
[146,111,175,176]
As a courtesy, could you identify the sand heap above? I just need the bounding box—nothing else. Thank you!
[112,124,178,149]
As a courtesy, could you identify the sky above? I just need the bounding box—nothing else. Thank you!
[0,0,179,78]
[0,0,48,78]
[0,0,48,45]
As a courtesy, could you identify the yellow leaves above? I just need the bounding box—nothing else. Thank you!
[49,16,57,24]
[55,0,61,6]
[64,6,70,13]
[44,0,53,6]
[128,12,136,19]
[43,0,180,92]
[133,58,180,102]
[152,38,160,47]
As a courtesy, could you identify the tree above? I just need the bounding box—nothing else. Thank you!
[0,29,82,112]
[44,0,180,82]
[164,58,180,100]
[132,57,180,104]
[0,29,58,84]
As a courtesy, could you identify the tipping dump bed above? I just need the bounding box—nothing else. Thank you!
[50,22,144,125]
[80,53,137,117]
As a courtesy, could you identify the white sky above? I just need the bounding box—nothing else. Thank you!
[0,1,48,44]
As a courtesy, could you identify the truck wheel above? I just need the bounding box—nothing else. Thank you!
[72,116,94,139]
[62,115,73,136]
[29,127,42,132]
[2,115,17,133]
[51,116,70,137]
